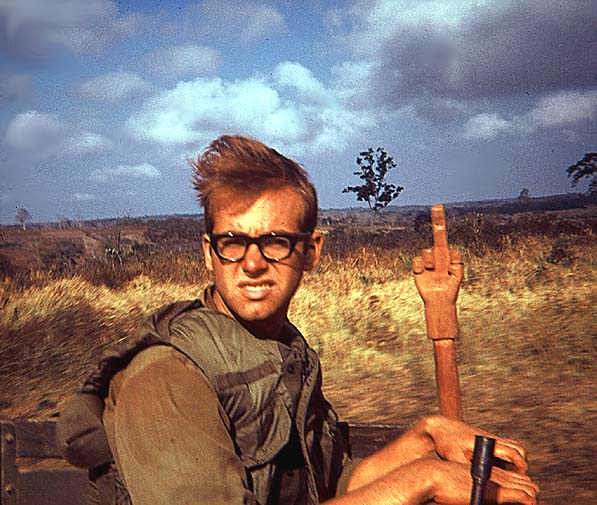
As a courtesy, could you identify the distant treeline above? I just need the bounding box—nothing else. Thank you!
[444,192,597,216]
[3,193,595,230]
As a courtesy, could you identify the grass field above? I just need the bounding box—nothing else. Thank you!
[1,206,596,504]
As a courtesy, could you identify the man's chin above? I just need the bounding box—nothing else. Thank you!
[233,303,287,331]
[236,306,275,323]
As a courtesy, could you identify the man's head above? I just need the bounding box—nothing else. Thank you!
[192,135,318,234]
[192,135,323,339]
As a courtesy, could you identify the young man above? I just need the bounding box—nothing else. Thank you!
[58,135,538,504]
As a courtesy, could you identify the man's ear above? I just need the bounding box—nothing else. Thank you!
[304,232,324,272]
[202,234,214,272]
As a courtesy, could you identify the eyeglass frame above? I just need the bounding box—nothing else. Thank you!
[207,231,313,263]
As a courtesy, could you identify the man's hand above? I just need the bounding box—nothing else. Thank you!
[424,459,539,505]
[412,205,464,340]
[423,415,529,474]
[341,458,539,505]
[347,415,533,494]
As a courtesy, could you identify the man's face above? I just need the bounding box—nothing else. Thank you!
[202,186,322,337]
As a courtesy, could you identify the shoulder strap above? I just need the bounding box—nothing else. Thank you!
[152,299,205,338]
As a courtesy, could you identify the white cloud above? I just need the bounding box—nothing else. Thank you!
[126,62,376,155]
[0,0,141,56]
[89,163,161,183]
[4,110,112,158]
[127,76,288,143]
[77,70,152,102]
[464,91,597,140]
[273,62,330,106]
[463,113,512,140]
[329,60,378,107]
[331,0,484,55]
[525,91,597,129]
[4,110,65,155]
[63,132,113,156]
[145,45,221,80]
[193,0,287,43]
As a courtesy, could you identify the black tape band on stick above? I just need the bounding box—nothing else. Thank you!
[470,436,496,505]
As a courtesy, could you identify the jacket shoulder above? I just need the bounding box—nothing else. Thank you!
[81,299,204,397]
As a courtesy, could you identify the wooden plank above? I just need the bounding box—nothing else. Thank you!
[18,462,95,505]
[12,420,60,459]
[1,420,96,505]
[3,418,408,459]
[1,421,18,505]
[0,418,408,505]
[348,423,407,459]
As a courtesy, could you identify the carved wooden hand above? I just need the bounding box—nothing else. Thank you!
[412,205,464,340]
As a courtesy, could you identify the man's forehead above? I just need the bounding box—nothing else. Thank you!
[210,187,306,229]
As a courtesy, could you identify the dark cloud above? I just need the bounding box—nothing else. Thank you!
[0,74,31,103]
[413,97,471,123]
[0,0,141,61]
[158,0,287,45]
[376,0,596,105]
[458,0,597,96]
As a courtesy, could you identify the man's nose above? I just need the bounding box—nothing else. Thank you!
[241,243,268,274]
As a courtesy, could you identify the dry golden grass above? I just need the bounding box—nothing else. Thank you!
[0,215,596,504]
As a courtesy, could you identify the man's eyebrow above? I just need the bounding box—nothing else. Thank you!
[213,230,305,236]
[267,230,306,235]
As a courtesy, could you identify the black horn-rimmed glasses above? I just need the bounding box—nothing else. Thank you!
[208,232,312,263]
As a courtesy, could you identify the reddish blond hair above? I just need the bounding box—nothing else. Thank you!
[191,135,318,233]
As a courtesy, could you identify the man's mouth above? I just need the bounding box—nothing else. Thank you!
[238,282,273,300]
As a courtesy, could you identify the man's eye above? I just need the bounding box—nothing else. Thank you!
[221,237,246,247]
[264,237,290,247]
[218,237,247,254]
[262,236,291,251]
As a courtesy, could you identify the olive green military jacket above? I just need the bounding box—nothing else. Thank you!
[58,294,351,504]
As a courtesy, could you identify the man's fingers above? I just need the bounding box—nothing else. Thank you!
[490,467,540,504]
[422,248,434,269]
[471,428,529,475]
[494,438,529,474]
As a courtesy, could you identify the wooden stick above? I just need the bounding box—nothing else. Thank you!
[433,339,463,420]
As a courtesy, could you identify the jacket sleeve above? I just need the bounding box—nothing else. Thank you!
[334,446,355,497]
[103,345,257,505]
[330,417,355,498]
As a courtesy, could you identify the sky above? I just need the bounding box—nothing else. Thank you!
[0,0,595,224]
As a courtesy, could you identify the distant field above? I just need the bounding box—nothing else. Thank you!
[1,205,596,504]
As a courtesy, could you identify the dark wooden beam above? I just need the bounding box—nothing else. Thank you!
[1,418,408,505]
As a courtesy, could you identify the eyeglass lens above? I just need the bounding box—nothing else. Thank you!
[217,235,293,261]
